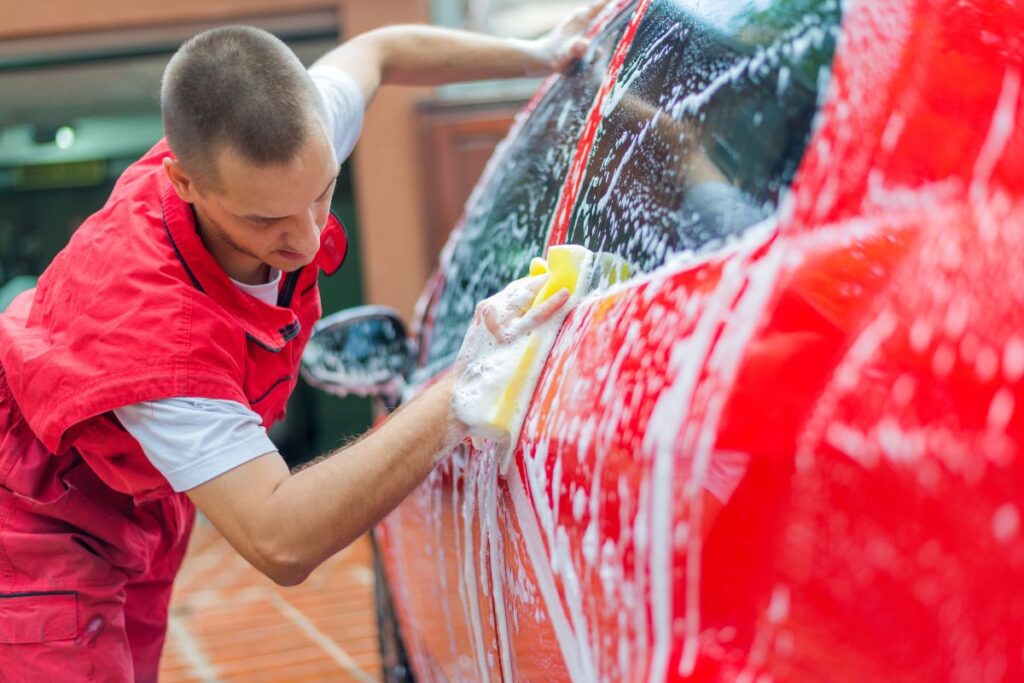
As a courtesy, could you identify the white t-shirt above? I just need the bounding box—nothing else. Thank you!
[113,66,365,492]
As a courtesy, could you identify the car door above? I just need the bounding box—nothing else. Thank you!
[489,0,845,680]
[374,6,636,681]
[712,1,1024,679]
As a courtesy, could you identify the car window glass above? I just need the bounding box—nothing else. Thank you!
[565,0,842,277]
[420,6,635,370]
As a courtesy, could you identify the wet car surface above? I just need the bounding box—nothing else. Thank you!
[308,0,1024,680]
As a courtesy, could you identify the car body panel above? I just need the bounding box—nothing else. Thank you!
[373,0,1024,680]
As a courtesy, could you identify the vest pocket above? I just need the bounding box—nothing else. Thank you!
[0,591,78,643]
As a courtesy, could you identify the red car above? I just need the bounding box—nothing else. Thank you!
[304,0,1024,679]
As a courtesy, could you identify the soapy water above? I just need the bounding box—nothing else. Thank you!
[371,0,1024,680]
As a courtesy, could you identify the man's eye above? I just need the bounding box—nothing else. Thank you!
[320,179,339,201]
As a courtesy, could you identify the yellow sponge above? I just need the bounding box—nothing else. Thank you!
[454,245,631,473]
[529,244,589,303]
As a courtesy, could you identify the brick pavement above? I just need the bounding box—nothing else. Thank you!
[159,517,381,682]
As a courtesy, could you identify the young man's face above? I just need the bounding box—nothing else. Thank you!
[168,123,340,284]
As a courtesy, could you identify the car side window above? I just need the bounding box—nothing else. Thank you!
[565,0,842,275]
[420,6,635,370]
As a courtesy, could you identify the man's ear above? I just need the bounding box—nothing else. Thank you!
[163,157,200,203]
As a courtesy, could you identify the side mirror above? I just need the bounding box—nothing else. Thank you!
[301,305,415,402]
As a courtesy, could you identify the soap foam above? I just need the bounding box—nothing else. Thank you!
[454,312,570,460]
[453,246,631,472]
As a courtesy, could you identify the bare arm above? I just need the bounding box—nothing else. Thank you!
[314,3,603,103]
[187,373,460,586]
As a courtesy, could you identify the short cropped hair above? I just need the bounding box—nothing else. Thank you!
[161,25,324,188]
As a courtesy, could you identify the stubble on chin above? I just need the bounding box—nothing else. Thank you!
[212,222,262,262]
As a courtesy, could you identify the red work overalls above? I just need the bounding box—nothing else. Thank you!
[0,140,347,681]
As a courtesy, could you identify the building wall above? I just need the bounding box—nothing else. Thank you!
[1,0,434,320]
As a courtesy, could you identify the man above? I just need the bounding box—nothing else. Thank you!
[0,7,595,680]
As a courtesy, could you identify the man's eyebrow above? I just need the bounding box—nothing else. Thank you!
[241,168,341,222]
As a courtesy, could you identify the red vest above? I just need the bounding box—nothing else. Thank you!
[0,139,347,502]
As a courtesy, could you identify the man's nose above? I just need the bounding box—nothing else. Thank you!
[293,209,323,254]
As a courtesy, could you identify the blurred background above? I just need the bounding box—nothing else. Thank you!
[0,0,585,464]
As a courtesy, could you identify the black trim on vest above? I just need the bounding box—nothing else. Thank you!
[0,590,76,599]
[245,320,300,353]
[251,374,293,404]
[277,268,303,308]
[280,320,301,342]
[162,204,204,293]
[246,332,282,353]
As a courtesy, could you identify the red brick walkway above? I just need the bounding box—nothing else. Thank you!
[159,517,381,682]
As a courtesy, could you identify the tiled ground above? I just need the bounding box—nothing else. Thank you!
[159,517,381,682]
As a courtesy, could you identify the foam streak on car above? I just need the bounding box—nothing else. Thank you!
[363,0,1024,680]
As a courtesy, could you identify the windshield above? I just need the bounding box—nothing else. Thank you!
[564,0,842,274]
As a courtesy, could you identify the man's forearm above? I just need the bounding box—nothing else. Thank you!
[258,374,462,584]
[314,5,598,104]
[371,25,548,85]
[315,24,549,98]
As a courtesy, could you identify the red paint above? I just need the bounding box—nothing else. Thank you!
[384,0,1024,680]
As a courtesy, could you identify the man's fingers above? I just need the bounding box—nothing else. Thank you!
[507,273,549,312]
[546,0,605,71]
[482,305,503,341]
[473,274,573,344]
[560,38,589,69]
[583,0,607,24]
[568,0,604,29]
[521,288,571,329]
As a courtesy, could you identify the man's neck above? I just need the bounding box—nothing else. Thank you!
[227,260,272,286]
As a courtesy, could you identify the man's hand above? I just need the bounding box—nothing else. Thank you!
[471,274,571,344]
[524,1,607,76]
[450,271,573,457]
[454,274,571,378]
